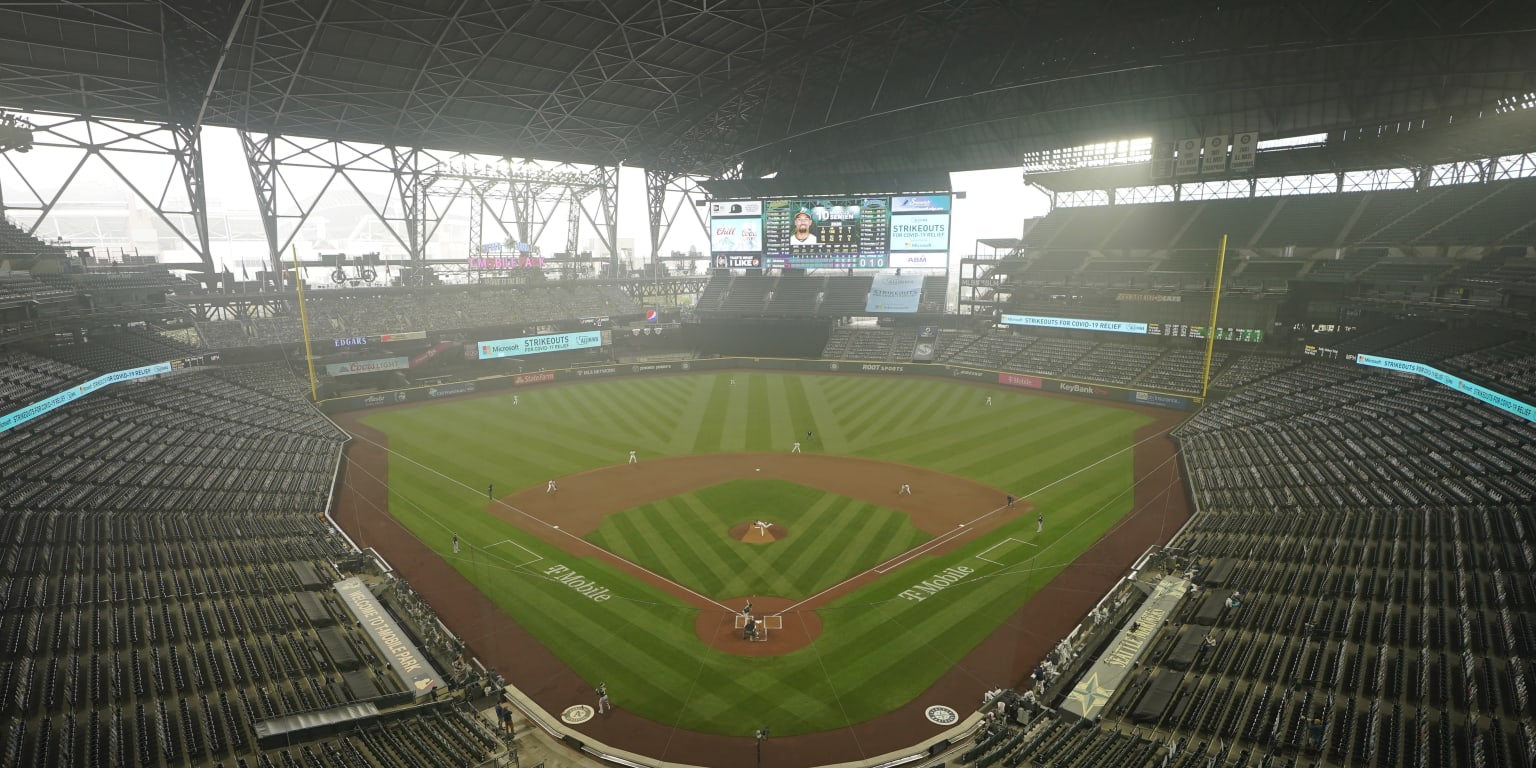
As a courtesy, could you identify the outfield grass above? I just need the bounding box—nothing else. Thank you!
[586,479,932,601]
[362,373,1152,736]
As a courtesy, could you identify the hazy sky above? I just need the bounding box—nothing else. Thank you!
[1,117,1050,274]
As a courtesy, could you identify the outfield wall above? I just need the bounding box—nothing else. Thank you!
[317,357,1198,413]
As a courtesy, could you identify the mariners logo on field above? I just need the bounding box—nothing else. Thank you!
[561,704,595,724]
[925,705,959,725]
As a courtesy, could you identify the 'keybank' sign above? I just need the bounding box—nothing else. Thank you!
[478,330,603,360]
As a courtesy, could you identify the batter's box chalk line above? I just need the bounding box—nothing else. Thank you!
[975,537,1037,566]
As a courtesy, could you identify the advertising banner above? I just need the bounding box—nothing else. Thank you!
[888,252,945,269]
[888,214,949,252]
[998,373,1043,389]
[1002,315,1149,334]
[478,330,603,360]
[866,274,925,314]
[380,331,427,343]
[1130,390,1191,410]
[333,578,442,696]
[890,195,951,213]
[1357,354,1536,422]
[324,357,410,376]
[0,361,172,434]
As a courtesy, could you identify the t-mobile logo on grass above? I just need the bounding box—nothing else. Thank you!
[897,566,974,602]
[543,564,613,602]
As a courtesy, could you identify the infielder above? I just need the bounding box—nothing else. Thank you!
[1037,513,1044,533]
[898,483,912,495]
[791,442,801,453]
[547,479,558,494]
[628,450,638,464]
[452,533,459,553]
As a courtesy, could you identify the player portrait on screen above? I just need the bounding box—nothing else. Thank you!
[789,207,817,246]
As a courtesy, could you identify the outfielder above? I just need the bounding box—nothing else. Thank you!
[547,479,558,494]
[513,394,519,405]
[791,442,801,453]
[452,533,459,553]
[986,396,993,406]
[1037,513,1043,533]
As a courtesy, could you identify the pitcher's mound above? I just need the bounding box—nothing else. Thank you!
[730,521,786,544]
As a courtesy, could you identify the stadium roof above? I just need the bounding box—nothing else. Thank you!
[2,0,1535,177]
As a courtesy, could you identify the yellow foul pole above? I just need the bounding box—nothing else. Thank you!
[1199,234,1229,400]
[290,245,320,402]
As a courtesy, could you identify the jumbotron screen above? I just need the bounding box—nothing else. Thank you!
[708,194,950,270]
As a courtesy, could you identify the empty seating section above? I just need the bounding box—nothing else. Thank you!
[1020,178,1536,251]
[1231,260,1304,288]
[1064,343,1162,387]
[1104,503,1535,768]
[717,274,773,313]
[1207,355,1298,391]
[844,330,896,361]
[819,275,875,317]
[0,353,92,410]
[1017,251,1087,284]
[0,218,70,263]
[1441,339,1536,400]
[942,333,1034,369]
[1179,359,1536,510]
[1150,252,1219,289]
[0,273,75,313]
[766,274,823,313]
[1257,195,1360,247]
[1078,259,1152,288]
[1136,349,1229,395]
[193,284,641,348]
[0,347,502,767]
[1004,338,1094,378]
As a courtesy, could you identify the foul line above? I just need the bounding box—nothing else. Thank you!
[975,537,1035,566]
[486,538,543,568]
[780,424,1176,613]
[345,430,735,612]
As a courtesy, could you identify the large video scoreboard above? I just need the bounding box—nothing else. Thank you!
[709,193,951,270]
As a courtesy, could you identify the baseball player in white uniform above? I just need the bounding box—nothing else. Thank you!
[547,479,558,494]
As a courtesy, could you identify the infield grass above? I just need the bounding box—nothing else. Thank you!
[362,373,1153,736]
[587,479,932,601]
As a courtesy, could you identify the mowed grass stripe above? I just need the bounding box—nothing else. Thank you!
[666,376,718,454]
[610,498,733,596]
[797,376,848,452]
[720,376,752,452]
[744,374,774,451]
[588,381,677,445]
[764,375,796,450]
[840,380,936,441]
[692,376,733,453]
[780,376,821,450]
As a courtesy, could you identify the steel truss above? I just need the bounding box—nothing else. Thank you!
[644,169,709,266]
[0,113,213,271]
[239,133,620,280]
[419,159,619,280]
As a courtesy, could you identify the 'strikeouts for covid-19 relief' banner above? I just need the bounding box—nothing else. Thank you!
[866,274,925,314]
[477,330,603,360]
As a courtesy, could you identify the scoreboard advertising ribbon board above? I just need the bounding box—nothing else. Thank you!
[709,193,951,270]
[478,330,603,360]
